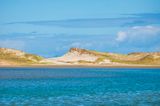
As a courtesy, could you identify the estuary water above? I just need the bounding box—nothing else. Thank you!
[0,68,160,106]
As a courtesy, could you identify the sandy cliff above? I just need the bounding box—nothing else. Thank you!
[42,48,111,65]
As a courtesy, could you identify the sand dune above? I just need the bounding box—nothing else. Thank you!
[0,47,160,66]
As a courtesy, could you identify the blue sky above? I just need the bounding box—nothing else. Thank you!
[0,0,160,57]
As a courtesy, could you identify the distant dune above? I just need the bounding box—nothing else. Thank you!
[42,48,160,65]
[0,47,160,66]
[0,48,43,65]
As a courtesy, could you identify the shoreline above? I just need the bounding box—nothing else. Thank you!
[0,64,160,68]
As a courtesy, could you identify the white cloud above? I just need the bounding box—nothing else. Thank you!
[129,25,160,36]
[0,40,25,50]
[116,25,160,43]
[116,31,127,42]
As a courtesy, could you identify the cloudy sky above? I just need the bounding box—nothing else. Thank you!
[0,0,160,57]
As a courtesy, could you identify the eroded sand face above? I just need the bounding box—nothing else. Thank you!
[41,50,111,65]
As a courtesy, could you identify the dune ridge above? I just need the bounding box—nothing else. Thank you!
[0,47,160,66]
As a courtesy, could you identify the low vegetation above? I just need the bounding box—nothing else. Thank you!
[0,47,160,65]
[0,48,43,65]
[70,48,160,65]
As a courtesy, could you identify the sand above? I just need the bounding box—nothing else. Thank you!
[0,64,160,68]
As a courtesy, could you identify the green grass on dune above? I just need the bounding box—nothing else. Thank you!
[1,47,160,65]
[91,51,160,65]
[0,51,43,65]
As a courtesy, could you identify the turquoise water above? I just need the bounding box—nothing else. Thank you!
[0,68,160,106]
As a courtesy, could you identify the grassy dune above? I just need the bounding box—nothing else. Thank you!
[0,47,160,65]
[0,48,43,65]
[73,48,160,65]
